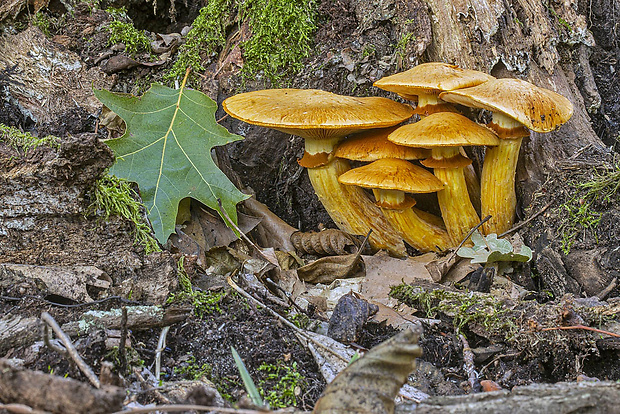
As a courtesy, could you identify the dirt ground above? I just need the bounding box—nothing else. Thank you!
[1,0,620,412]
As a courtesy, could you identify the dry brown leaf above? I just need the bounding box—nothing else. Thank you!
[297,253,364,284]
[242,197,297,251]
[313,328,422,414]
[361,251,435,302]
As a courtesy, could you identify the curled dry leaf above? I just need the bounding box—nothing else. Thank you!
[291,229,358,256]
[297,251,363,284]
[313,328,422,414]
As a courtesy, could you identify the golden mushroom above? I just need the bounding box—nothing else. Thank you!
[338,159,451,252]
[223,89,415,256]
[439,78,574,234]
[388,112,500,244]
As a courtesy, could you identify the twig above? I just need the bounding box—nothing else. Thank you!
[534,325,620,338]
[155,325,170,384]
[447,215,492,262]
[227,275,349,363]
[0,403,51,414]
[41,312,101,388]
[119,306,128,374]
[215,199,278,266]
[110,405,275,414]
[499,201,553,238]
[460,334,480,393]
[596,277,618,301]
[216,114,229,123]
[479,352,523,376]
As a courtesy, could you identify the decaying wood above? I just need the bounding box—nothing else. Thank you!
[0,359,125,414]
[0,305,190,356]
[0,264,111,303]
[408,381,620,413]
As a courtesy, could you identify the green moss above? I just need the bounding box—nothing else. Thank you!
[165,0,233,83]
[86,174,161,254]
[558,165,620,253]
[390,284,517,339]
[174,355,213,380]
[0,124,60,154]
[32,11,52,37]
[258,361,305,408]
[239,0,317,85]
[166,257,227,317]
[107,21,151,56]
[166,0,318,86]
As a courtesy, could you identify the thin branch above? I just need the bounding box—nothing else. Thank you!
[227,275,349,363]
[535,324,620,338]
[41,312,101,388]
[447,215,492,262]
[460,334,479,393]
[499,201,553,238]
[110,405,275,414]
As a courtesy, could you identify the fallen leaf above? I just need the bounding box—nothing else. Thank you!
[313,328,422,414]
[94,81,249,244]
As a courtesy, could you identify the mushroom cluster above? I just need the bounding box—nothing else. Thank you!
[223,63,573,255]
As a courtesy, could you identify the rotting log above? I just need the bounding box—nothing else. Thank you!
[0,305,190,356]
[0,358,125,414]
[405,381,620,413]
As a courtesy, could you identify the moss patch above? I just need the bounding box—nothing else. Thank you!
[86,174,161,254]
[165,0,233,83]
[165,0,318,86]
[107,20,151,56]
[0,124,60,154]
[557,164,620,253]
[239,0,318,85]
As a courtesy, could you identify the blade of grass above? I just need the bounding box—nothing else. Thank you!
[231,346,265,408]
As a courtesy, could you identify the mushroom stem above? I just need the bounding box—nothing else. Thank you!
[308,158,407,256]
[372,189,451,252]
[430,147,480,245]
[481,112,526,235]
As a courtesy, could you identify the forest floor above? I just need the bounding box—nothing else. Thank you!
[1,0,620,413]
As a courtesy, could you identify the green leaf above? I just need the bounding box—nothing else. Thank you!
[93,83,248,243]
[485,234,513,254]
[231,346,265,408]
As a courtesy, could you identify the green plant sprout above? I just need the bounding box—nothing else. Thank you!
[174,355,212,380]
[231,346,265,408]
[457,230,532,265]
[86,174,161,254]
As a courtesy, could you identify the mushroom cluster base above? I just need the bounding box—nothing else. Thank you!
[308,158,407,256]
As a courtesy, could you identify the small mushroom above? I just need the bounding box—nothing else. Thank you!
[338,158,451,252]
[439,78,573,234]
[388,112,500,244]
[373,62,494,116]
[335,127,443,228]
[223,89,414,256]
